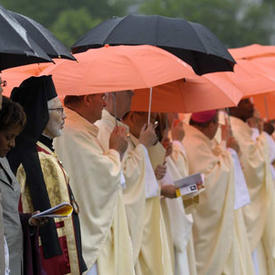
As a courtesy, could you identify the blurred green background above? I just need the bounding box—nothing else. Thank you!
[1,0,274,48]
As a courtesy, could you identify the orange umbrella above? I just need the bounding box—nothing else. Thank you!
[2,63,52,96]
[229,44,275,60]
[40,45,197,97]
[248,56,275,119]
[228,46,275,119]
[131,76,243,113]
[204,59,275,98]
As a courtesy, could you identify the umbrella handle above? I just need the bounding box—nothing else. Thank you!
[148,87,153,125]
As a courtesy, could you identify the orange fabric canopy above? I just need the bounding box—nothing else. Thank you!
[131,76,242,113]
[204,59,275,98]
[40,45,197,97]
[229,44,275,60]
[229,45,275,119]
[2,63,51,96]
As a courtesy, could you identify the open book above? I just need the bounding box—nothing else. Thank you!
[174,173,205,198]
[32,202,73,218]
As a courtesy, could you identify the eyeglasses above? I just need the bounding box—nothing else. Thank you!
[48,107,64,114]
[0,80,7,87]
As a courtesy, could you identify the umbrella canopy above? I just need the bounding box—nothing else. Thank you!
[9,11,76,61]
[2,63,51,96]
[244,56,275,119]
[229,44,275,60]
[40,45,197,97]
[71,14,235,75]
[0,5,52,70]
[253,93,275,120]
[228,46,275,119]
[204,59,275,98]
[131,76,242,113]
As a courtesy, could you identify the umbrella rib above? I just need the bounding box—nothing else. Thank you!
[0,8,34,54]
[188,23,208,54]
[103,16,128,45]
[20,14,57,55]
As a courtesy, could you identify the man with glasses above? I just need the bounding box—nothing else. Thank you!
[11,76,87,275]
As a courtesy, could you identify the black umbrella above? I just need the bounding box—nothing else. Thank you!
[72,14,235,75]
[0,5,52,71]
[9,11,76,61]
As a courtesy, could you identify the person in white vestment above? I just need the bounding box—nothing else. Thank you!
[54,94,135,275]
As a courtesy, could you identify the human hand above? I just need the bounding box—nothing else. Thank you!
[161,184,177,199]
[139,123,158,148]
[171,119,185,141]
[28,211,48,227]
[155,164,167,180]
[109,126,128,158]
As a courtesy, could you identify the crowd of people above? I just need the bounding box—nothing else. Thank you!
[0,74,274,275]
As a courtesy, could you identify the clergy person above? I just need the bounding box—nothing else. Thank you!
[96,92,174,275]
[95,91,160,271]
[147,112,197,275]
[54,94,135,275]
[229,99,275,275]
[11,76,87,274]
[122,111,174,275]
[183,110,255,275]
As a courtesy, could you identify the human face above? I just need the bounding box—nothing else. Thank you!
[238,99,254,121]
[115,90,134,119]
[44,97,66,138]
[90,93,106,121]
[0,126,22,157]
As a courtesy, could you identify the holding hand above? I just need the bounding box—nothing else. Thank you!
[109,126,128,159]
[139,123,158,148]
[28,211,48,226]
[161,184,177,199]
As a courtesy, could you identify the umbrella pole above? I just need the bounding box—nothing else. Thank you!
[112,93,118,126]
[264,95,269,120]
[148,87,153,125]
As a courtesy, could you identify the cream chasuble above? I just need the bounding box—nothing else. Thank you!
[170,140,199,275]
[96,109,146,264]
[96,109,173,275]
[54,108,134,275]
[183,124,252,275]
[230,116,275,275]
[149,141,197,275]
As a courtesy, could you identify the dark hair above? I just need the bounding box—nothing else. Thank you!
[264,122,274,135]
[0,96,26,131]
[189,114,218,128]
[64,95,85,107]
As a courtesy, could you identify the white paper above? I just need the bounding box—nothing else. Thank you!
[32,202,73,218]
[174,173,204,189]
